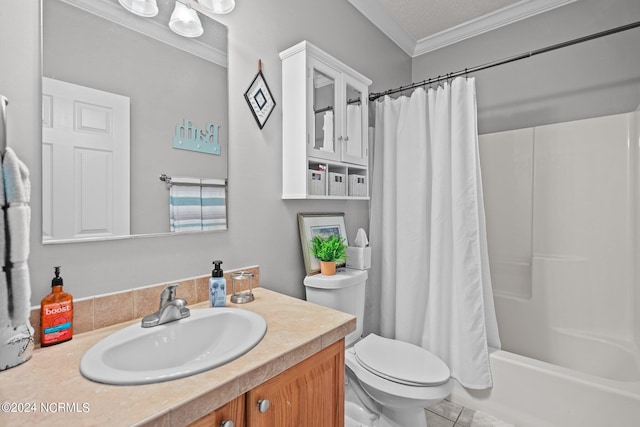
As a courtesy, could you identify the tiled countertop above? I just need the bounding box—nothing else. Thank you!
[0,287,356,426]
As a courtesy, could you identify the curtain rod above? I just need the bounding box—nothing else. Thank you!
[369,20,640,102]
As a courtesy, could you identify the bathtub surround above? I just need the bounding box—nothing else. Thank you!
[453,112,640,426]
[368,79,500,389]
[482,113,640,373]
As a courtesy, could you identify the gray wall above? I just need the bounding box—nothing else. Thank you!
[0,0,410,303]
[411,0,640,135]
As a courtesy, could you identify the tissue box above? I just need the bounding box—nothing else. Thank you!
[346,246,371,270]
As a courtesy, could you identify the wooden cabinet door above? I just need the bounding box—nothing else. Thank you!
[246,339,345,427]
[188,395,245,427]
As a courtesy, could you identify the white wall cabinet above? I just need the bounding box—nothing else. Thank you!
[280,41,371,199]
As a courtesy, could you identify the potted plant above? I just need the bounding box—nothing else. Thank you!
[310,234,347,276]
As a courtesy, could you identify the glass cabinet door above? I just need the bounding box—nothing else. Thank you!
[310,59,341,161]
[341,77,368,166]
[344,83,363,159]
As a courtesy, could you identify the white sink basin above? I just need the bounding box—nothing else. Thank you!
[80,308,267,385]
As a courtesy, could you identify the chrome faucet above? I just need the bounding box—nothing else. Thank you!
[141,284,190,328]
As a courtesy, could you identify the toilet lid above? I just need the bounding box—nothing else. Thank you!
[353,334,450,386]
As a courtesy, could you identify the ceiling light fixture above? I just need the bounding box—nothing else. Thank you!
[118,0,159,17]
[169,1,204,38]
[118,0,235,38]
[198,0,236,14]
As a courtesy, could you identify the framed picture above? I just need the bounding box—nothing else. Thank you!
[297,212,348,275]
[244,64,276,129]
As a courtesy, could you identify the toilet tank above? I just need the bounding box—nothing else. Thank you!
[303,269,367,347]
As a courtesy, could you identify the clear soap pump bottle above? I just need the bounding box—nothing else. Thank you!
[209,260,226,307]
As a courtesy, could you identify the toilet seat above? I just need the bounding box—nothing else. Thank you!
[345,348,452,402]
[353,334,450,386]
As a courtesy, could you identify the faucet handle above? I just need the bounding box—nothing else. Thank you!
[159,284,179,307]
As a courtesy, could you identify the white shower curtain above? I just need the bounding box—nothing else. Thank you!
[367,77,501,389]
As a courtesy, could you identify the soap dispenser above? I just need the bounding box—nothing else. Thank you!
[40,266,73,346]
[209,260,226,307]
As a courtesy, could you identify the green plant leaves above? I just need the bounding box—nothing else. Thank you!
[310,234,347,262]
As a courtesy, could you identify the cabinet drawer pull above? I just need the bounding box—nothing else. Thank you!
[220,421,234,427]
[257,399,270,413]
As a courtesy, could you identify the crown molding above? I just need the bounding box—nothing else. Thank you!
[58,0,227,67]
[349,0,577,57]
[413,0,578,56]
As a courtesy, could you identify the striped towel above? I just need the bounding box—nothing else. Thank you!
[169,177,202,232]
[201,179,226,231]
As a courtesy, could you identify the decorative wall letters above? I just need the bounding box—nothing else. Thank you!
[173,118,221,155]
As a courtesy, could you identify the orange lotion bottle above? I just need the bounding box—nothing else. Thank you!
[40,266,73,346]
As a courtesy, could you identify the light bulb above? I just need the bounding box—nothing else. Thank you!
[169,2,204,38]
[118,0,159,17]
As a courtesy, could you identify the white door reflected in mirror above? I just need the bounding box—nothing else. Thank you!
[42,77,130,242]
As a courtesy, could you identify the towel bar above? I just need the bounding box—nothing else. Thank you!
[159,174,226,187]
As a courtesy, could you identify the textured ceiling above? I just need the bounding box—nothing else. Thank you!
[379,0,521,40]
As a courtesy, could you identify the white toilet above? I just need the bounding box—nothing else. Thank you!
[304,269,452,427]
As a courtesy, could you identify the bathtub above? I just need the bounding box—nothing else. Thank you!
[450,348,640,427]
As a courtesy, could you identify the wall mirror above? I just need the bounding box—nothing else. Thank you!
[42,0,228,243]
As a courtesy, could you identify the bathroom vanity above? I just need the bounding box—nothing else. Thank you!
[0,287,355,426]
[190,340,344,426]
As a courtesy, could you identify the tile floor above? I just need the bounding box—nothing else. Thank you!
[425,399,513,427]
